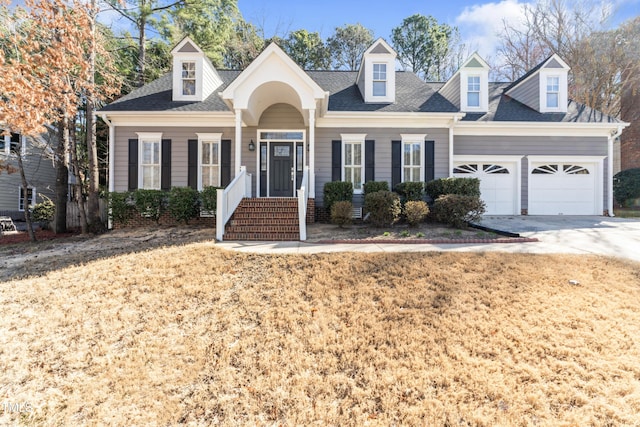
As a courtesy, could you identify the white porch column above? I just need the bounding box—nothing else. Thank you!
[308,109,316,198]
[235,109,242,173]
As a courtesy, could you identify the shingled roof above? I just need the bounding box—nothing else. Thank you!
[100,68,621,123]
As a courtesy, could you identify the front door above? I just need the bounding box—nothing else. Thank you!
[269,142,293,197]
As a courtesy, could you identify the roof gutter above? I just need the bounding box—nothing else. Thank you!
[608,124,625,217]
[100,113,114,229]
[449,114,464,177]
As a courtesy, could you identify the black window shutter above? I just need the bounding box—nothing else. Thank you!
[391,140,401,189]
[425,140,435,182]
[128,139,138,191]
[161,139,171,191]
[188,139,198,189]
[331,140,342,181]
[221,139,231,187]
[365,140,375,182]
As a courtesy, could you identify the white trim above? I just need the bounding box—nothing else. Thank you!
[341,134,366,194]
[454,121,627,137]
[400,134,427,183]
[0,133,26,156]
[196,133,222,190]
[256,129,306,197]
[136,132,163,190]
[527,156,604,215]
[318,112,464,128]
[539,70,567,113]
[18,186,36,211]
[453,155,523,215]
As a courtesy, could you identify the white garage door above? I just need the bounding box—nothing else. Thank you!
[453,161,519,215]
[529,162,598,215]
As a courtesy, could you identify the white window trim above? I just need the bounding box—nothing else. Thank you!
[341,133,366,194]
[196,133,222,190]
[1,133,26,156]
[539,70,568,113]
[372,63,387,97]
[181,61,196,96]
[137,132,163,190]
[467,75,481,108]
[400,134,426,182]
[545,75,560,109]
[460,69,489,112]
[18,186,36,211]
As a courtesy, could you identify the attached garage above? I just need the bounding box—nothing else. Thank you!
[528,156,604,215]
[453,156,522,215]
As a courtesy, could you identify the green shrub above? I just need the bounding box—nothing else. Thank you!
[108,191,132,226]
[31,195,55,223]
[426,177,480,200]
[613,168,640,207]
[394,181,424,202]
[167,187,199,224]
[363,181,389,195]
[331,201,353,228]
[364,190,401,227]
[133,189,165,223]
[404,200,429,226]
[323,181,353,214]
[431,194,486,228]
[200,186,219,215]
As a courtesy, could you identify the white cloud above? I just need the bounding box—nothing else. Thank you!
[455,0,527,58]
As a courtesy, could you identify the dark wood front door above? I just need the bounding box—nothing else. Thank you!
[269,142,293,197]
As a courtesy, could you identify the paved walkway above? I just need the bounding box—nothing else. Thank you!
[216,216,640,262]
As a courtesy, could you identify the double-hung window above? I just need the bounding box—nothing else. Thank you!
[467,76,480,107]
[182,61,196,96]
[373,63,387,97]
[197,133,222,189]
[1,131,23,155]
[342,134,366,193]
[401,134,425,182]
[546,76,560,108]
[18,187,35,211]
[138,133,162,189]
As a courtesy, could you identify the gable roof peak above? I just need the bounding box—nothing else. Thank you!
[171,36,204,55]
[364,38,397,56]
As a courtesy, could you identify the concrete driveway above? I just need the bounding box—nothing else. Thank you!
[478,215,640,262]
[217,215,640,262]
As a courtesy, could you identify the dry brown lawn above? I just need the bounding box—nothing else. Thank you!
[1,241,640,426]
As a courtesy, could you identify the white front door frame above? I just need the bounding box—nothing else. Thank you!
[255,129,306,198]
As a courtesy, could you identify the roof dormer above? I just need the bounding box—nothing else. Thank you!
[171,36,222,102]
[356,38,396,104]
[505,54,570,113]
[458,53,490,112]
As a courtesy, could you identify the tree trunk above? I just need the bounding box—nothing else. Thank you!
[138,15,146,87]
[54,119,69,234]
[86,0,105,234]
[70,118,88,234]
[16,152,36,242]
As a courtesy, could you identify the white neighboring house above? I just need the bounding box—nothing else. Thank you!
[0,130,56,220]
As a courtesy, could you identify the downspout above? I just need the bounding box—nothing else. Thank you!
[100,114,115,229]
[608,125,624,217]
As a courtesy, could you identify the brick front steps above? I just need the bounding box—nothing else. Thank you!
[224,198,301,241]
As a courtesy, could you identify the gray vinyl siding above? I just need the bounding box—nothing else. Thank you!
[0,140,56,219]
[438,74,460,109]
[507,74,539,111]
[113,126,237,192]
[455,135,609,212]
[314,127,449,206]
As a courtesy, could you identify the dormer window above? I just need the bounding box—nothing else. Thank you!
[467,76,480,108]
[546,76,559,108]
[181,61,196,96]
[373,63,387,97]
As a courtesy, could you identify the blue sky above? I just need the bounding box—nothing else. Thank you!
[238,0,640,57]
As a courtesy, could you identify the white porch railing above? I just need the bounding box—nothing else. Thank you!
[297,166,309,241]
[216,166,250,241]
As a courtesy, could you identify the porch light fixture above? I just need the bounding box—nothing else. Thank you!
[248,139,255,151]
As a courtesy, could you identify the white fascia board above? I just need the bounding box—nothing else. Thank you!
[102,112,236,127]
[317,112,465,128]
[527,155,605,163]
[454,121,629,137]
